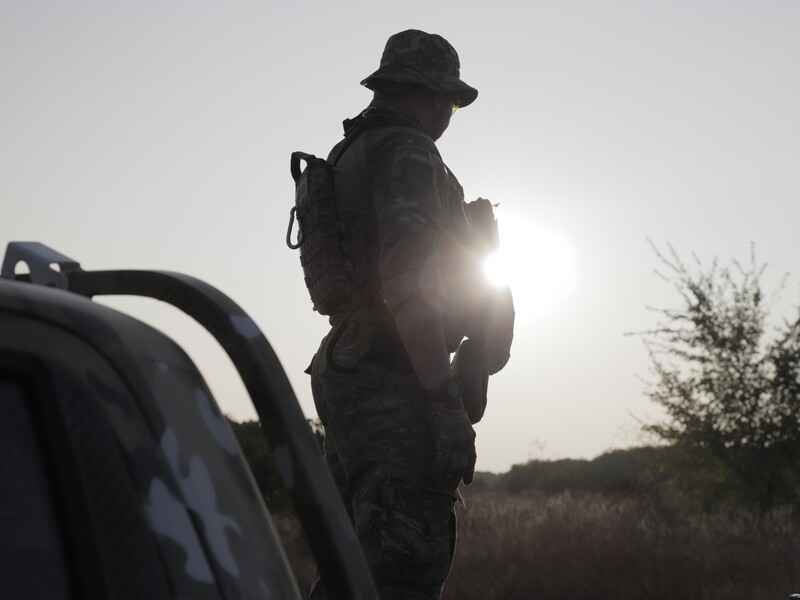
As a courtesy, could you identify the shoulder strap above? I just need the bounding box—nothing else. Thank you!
[330,112,424,166]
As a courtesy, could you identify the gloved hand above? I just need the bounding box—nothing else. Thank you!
[427,395,477,489]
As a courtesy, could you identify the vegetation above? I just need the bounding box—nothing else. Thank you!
[226,417,323,514]
[501,446,672,497]
[226,245,800,596]
[231,421,800,599]
[444,493,800,600]
[271,492,800,600]
[637,244,800,510]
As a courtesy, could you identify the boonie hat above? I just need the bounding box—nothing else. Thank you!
[361,29,479,107]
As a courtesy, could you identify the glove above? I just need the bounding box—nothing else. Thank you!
[426,393,477,489]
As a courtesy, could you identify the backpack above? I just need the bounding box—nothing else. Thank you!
[286,150,352,314]
[286,112,421,315]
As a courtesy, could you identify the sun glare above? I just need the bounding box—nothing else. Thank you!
[482,215,577,320]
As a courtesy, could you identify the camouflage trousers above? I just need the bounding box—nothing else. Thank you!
[308,320,457,600]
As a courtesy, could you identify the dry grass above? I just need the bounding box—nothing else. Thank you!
[272,513,316,592]
[447,492,800,600]
[274,492,800,599]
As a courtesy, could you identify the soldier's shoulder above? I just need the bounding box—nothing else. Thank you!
[366,127,442,172]
[369,124,437,151]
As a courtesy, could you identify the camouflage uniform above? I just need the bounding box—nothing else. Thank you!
[308,30,478,600]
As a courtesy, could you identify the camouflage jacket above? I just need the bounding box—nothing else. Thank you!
[327,100,472,352]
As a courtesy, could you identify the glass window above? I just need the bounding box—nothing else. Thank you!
[0,380,73,600]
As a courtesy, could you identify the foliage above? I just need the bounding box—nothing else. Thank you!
[499,446,674,498]
[276,492,800,600]
[227,417,325,514]
[639,243,800,510]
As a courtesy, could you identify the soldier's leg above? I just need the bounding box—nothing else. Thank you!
[351,467,456,600]
[308,355,354,600]
[340,362,458,599]
[309,324,458,598]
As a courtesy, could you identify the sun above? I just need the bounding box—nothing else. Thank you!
[482,215,577,320]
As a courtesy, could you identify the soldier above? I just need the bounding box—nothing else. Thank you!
[307,30,483,600]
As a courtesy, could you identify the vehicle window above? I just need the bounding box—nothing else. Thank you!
[0,380,73,600]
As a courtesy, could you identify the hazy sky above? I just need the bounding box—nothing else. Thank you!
[3,1,799,472]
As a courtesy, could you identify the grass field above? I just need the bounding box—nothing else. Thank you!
[275,491,800,599]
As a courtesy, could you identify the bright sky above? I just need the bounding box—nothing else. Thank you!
[2,1,799,473]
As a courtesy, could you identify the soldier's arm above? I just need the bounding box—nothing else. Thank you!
[371,131,452,391]
[393,295,452,392]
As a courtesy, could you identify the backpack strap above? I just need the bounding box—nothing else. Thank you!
[330,111,425,166]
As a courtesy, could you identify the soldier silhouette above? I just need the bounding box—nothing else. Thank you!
[301,30,504,600]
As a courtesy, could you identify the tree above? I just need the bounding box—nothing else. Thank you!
[639,244,800,510]
[227,418,325,514]
[500,447,674,497]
